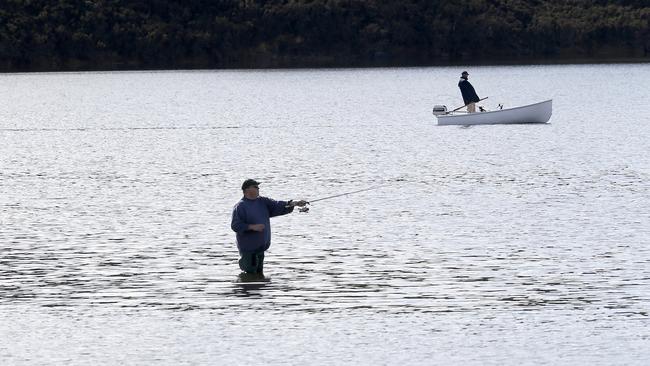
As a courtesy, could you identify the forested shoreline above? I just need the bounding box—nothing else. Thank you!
[0,0,648,71]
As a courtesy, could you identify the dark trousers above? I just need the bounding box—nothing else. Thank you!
[239,251,265,274]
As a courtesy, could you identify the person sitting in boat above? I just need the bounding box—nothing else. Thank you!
[458,71,481,113]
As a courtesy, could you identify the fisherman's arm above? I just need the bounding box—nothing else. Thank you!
[267,197,307,217]
[231,206,264,232]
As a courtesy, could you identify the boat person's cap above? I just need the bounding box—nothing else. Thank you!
[461,71,469,76]
[241,179,260,190]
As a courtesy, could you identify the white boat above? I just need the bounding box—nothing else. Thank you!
[433,99,552,126]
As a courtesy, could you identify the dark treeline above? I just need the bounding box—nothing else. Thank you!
[0,0,648,71]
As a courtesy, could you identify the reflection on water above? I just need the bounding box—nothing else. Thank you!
[233,273,270,296]
[1,65,650,365]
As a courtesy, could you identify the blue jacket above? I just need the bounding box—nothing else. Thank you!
[458,78,480,104]
[231,196,294,253]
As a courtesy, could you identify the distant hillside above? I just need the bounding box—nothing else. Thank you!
[1,0,648,71]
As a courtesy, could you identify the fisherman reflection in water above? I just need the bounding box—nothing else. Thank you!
[231,179,307,277]
[458,71,481,113]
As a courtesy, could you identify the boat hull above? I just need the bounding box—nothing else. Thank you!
[436,99,552,126]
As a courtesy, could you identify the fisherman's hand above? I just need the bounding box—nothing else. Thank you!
[289,200,308,207]
[249,224,265,232]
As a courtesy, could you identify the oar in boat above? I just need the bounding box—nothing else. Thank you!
[447,97,488,114]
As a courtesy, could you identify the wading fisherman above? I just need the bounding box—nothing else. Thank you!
[231,179,307,275]
[458,71,481,113]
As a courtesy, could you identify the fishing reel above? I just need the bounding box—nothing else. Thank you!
[297,201,311,213]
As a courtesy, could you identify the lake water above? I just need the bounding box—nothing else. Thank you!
[1,64,649,365]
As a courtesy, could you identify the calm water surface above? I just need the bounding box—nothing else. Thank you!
[1,64,649,365]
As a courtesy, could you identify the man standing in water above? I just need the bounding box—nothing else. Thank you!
[458,71,481,113]
[231,179,307,275]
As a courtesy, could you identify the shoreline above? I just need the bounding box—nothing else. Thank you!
[1,56,649,74]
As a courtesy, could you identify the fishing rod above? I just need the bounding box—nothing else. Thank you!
[310,185,383,204]
[290,185,384,212]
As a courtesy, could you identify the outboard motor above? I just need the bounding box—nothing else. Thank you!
[432,105,447,116]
